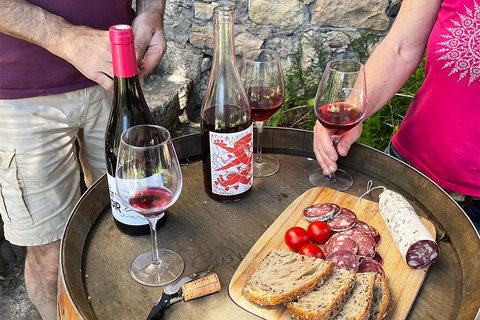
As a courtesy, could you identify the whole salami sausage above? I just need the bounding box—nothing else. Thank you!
[379,190,439,269]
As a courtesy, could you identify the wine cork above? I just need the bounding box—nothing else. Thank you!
[181,273,221,302]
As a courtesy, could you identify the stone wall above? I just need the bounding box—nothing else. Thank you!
[145,0,401,131]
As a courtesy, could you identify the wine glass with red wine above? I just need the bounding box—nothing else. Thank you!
[115,125,184,286]
[241,49,284,177]
[309,59,367,191]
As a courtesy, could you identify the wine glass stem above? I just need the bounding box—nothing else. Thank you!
[255,121,265,165]
[328,135,341,180]
[147,216,161,266]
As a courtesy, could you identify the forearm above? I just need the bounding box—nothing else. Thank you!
[0,0,79,56]
[363,39,424,118]
[363,0,441,118]
[136,0,165,21]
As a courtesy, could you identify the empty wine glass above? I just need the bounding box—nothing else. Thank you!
[309,59,367,191]
[241,49,284,177]
[115,125,184,286]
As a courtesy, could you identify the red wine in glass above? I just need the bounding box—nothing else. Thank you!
[315,102,364,136]
[241,49,284,177]
[115,124,184,286]
[309,59,367,191]
[129,186,173,217]
[247,86,284,122]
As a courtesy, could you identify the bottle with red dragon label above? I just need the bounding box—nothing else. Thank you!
[201,6,253,202]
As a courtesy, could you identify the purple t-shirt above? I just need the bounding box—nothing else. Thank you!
[392,0,480,197]
[0,0,134,99]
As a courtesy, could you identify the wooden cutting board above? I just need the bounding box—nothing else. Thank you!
[228,187,436,320]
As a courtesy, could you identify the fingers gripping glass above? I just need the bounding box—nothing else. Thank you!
[309,59,367,191]
[116,125,184,286]
[241,49,285,177]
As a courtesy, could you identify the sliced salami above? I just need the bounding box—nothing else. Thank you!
[323,232,358,256]
[379,190,439,269]
[325,249,359,272]
[352,220,381,246]
[373,233,381,246]
[352,220,377,238]
[303,203,336,222]
[329,203,342,219]
[358,258,385,276]
[326,208,357,232]
[406,240,440,269]
[342,229,376,258]
[371,251,384,265]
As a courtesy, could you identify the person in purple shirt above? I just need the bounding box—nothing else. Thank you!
[0,1,166,319]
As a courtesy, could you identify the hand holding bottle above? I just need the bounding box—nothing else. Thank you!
[132,10,167,79]
[62,11,167,92]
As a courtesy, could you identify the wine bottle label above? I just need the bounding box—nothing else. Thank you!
[209,124,253,196]
[107,173,156,226]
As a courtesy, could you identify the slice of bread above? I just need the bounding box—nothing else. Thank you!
[286,268,356,320]
[334,272,375,320]
[367,275,390,320]
[243,249,334,306]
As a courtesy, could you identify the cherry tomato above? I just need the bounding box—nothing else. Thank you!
[299,244,325,259]
[307,221,331,244]
[284,227,310,252]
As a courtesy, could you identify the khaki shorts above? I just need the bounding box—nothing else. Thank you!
[0,85,112,246]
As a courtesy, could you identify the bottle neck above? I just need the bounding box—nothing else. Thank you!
[111,41,138,78]
[212,8,236,71]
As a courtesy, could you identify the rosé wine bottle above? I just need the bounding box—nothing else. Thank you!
[201,7,253,202]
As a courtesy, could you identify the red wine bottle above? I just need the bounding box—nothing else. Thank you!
[201,7,253,202]
[105,24,165,235]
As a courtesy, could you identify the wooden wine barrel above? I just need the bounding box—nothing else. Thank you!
[57,127,480,320]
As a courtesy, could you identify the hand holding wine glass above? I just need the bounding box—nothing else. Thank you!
[310,59,367,191]
[241,49,284,177]
[115,124,184,286]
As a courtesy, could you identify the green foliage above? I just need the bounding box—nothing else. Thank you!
[268,29,426,151]
[358,57,426,151]
[266,41,327,130]
[345,29,383,64]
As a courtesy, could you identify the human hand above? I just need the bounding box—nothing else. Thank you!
[57,26,114,91]
[132,11,167,79]
[313,120,363,175]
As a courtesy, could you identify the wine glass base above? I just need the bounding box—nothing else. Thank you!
[130,249,184,287]
[309,168,353,191]
[253,155,280,177]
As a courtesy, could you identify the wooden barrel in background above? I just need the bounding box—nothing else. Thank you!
[57,128,480,320]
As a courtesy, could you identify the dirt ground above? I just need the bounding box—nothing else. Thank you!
[0,243,42,320]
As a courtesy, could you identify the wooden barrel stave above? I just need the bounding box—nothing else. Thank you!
[58,128,480,320]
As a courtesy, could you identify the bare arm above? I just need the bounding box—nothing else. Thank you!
[0,0,166,90]
[134,0,167,79]
[313,0,441,175]
[0,0,113,89]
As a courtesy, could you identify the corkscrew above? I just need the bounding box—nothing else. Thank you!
[146,266,220,320]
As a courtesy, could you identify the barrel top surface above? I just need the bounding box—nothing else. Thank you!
[60,128,480,320]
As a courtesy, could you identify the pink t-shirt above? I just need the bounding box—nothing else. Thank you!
[392,0,480,197]
[0,0,134,99]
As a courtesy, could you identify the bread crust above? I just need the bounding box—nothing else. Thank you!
[367,275,391,320]
[286,268,356,320]
[335,272,375,320]
[243,249,334,306]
